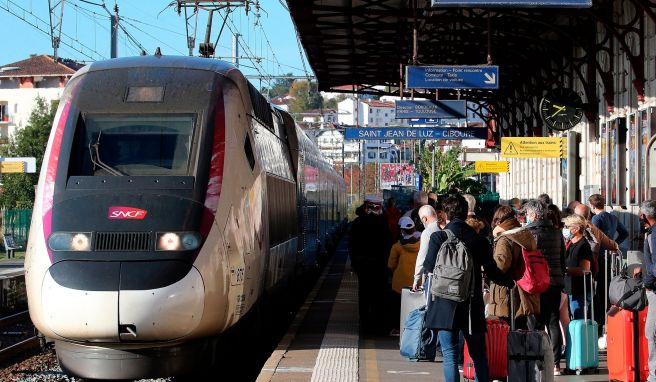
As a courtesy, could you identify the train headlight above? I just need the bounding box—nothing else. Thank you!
[48,232,92,251]
[156,232,201,251]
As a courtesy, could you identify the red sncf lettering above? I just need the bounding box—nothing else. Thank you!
[108,207,148,220]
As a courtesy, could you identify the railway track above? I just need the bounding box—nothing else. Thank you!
[0,310,40,364]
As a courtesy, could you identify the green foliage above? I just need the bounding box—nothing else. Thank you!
[288,80,323,114]
[324,94,347,110]
[419,145,486,195]
[0,97,57,208]
[261,73,295,99]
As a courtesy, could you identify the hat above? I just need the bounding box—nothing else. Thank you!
[365,195,383,204]
[398,216,415,229]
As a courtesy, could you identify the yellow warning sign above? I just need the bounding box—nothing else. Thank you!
[0,162,25,173]
[500,137,566,158]
[475,161,510,173]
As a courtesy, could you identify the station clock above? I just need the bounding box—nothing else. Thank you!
[539,89,584,131]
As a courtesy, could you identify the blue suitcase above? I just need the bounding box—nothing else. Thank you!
[400,305,437,361]
[565,271,599,374]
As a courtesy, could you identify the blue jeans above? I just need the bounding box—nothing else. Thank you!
[568,292,592,320]
[438,329,489,382]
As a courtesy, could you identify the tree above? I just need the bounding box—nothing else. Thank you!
[260,73,295,99]
[324,94,347,110]
[288,80,323,114]
[0,97,57,208]
[418,145,486,195]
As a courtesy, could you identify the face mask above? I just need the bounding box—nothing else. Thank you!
[641,215,651,229]
[525,217,533,225]
[562,228,572,240]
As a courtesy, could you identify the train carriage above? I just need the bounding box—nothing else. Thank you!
[25,55,345,380]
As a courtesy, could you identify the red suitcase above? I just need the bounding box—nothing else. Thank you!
[463,318,510,380]
[607,306,649,382]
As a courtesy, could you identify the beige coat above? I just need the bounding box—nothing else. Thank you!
[486,227,541,319]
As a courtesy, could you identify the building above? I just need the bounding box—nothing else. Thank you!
[305,127,359,165]
[337,98,401,127]
[299,109,338,128]
[0,55,79,141]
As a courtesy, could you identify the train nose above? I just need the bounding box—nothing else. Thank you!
[42,260,205,342]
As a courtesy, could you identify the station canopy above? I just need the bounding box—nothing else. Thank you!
[287,0,635,136]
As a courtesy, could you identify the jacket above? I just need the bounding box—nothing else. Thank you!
[643,227,656,289]
[486,227,540,319]
[526,220,566,288]
[348,213,393,275]
[587,222,619,252]
[423,219,515,333]
[388,236,421,293]
[592,211,629,246]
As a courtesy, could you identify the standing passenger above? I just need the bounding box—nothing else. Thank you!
[525,199,566,375]
[385,197,402,243]
[349,195,393,334]
[423,194,514,382]
[412,205,440,292]
[388,216,421,334]
[562,214,593,320]
[403,191,428,232]
[640,200,656,382]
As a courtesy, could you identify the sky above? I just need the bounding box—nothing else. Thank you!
[0,0,312,89]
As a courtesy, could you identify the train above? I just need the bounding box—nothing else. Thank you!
[24,55,347,379]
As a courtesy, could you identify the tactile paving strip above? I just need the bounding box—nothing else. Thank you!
[310,261,359,382]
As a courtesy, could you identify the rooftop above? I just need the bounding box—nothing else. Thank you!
[0,55,79,78]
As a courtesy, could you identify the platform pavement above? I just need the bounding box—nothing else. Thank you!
[0,259,24,279]
[257,236,611,382]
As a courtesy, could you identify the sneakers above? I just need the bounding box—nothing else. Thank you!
[554,366,562,376]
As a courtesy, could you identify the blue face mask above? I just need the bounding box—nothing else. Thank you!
[525,217,533,225]
[562,228,572,240]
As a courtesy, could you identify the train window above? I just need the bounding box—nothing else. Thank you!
[69,114,195,176]
[244,136,255,170]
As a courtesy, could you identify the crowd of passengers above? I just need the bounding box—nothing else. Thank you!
[348,190,656,382]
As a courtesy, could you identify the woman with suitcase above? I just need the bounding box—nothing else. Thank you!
[562,214,593,320]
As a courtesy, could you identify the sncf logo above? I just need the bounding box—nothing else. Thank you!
[108,206,148,220]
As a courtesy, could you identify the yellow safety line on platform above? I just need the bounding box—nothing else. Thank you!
[364,339,379,382]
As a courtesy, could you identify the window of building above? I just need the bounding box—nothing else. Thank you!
[368,152,376,159]
[380,152,387,159]
[0,103,7,122]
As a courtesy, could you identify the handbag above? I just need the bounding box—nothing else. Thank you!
[608,272,647,311]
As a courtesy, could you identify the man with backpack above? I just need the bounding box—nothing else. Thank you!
[423,194,515,382]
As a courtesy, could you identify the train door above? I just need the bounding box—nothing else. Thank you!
[646,135,656,200]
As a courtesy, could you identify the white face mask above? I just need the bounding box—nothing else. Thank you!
[562,228,573,240]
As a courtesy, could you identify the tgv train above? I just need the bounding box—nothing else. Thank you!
[25,55,346,379]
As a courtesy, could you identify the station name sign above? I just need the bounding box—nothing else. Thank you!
[344,127,486,140]
[406,65,499,89]
[431,0,591,7]
[396,100,466,119]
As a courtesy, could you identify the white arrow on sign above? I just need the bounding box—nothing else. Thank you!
[484,73,496,85]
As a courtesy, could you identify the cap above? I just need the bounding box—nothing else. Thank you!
[365,195,383,204]
[398,216,415,229]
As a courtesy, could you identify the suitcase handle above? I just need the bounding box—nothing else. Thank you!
[583,269,593,323]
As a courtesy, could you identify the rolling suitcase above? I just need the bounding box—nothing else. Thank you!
[400,305,437,361]
[507,290,554,382]
[400,286,427,344]
[607,307,648,382]
[463,318,510,380]
[565,270,599,374]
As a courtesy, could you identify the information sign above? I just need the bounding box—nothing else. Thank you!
[0,161,25,173]
[432,0,591,7]
[395,100,466,119]
[408,118,441,125]
[474,161,509,173]
[406,65,499,89]
[500,137,566,158]
[344,127,486,140]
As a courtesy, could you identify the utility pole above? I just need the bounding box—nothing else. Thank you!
[48,0,64,61]
[110,4,119,58]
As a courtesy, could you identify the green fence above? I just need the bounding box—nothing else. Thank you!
[3,209,32,246]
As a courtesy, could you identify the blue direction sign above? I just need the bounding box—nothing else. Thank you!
[406,66,499,89]
[432,0,590,6]
[395,100,466,119]
[344,127,486,140]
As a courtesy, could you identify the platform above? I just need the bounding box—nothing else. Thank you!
[257,236,611,382]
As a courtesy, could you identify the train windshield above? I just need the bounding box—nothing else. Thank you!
[70,114,195,176]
